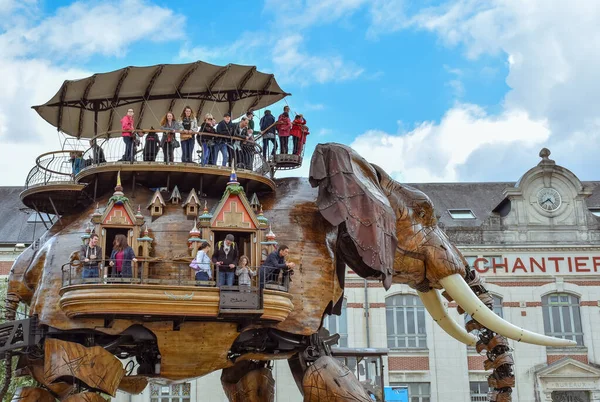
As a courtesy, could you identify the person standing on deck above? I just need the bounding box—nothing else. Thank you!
[291,114,306,155]
[179,106,198,163]
[216,113,234,167]
[212,234,239,287]
[120,108,136,162]
[260,110,276,159]
[276,106,292,154]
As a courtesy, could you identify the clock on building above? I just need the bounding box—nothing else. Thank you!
[537,187,562,212]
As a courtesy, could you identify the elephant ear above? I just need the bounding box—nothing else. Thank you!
[309,143,397,289]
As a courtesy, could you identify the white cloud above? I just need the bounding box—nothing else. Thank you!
[10,0,184,59]
[0,0,184,186]
[263,0,367,29]
[351,104,550,183]
[304,103,325,111]
[272,34,364,85]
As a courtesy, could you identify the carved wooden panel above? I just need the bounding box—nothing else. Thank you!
[44,338,125,396]
[220,290,260,309]
[62,392,108,402]
[103,204,134,225]
[118,375,148,394]
[10,387,55,402]
[214,198,256,229]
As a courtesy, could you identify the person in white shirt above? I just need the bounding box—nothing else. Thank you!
[190,242,212,283]
[235,255,256,292]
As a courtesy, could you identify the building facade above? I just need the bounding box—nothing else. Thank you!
[1,149,599,402]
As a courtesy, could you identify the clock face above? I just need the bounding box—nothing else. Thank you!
[537,187,562,212]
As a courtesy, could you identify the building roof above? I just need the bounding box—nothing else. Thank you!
[0,187,46,245]
[410,181,600,229]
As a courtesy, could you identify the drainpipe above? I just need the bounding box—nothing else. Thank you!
[364,279,370,348]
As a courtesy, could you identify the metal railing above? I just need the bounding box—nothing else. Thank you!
[61,259,290,292]
[24,151,78,189]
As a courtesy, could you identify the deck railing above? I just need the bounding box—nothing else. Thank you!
[61,259,290,292]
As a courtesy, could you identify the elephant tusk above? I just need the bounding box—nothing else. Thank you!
[418,290,478,346]
[440,274,578,347]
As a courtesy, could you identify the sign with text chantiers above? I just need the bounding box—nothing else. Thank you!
[465,253,600,276]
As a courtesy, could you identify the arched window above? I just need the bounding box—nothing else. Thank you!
[386,294,426,349]
[322,299,348,347]
[542,293,583,346]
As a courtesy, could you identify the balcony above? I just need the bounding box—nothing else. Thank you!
[21,130,306,214]
[59,260,294,324]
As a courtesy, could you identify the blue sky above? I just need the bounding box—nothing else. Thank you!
[1,0,599,185]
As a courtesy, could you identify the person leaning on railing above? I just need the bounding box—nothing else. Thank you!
[197,113,216,166]
[179,106,198,163]
[80,233,102,278]
[143,130,160,162]
[109,234,137,278]
[232,117,250,169]
[212,234,239,286]
[260,245,295,288]
[259,109,277,159]
[190,241,212,284]
[215,113,233,167]
[160,111,181,164]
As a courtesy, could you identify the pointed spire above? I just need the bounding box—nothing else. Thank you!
[250,193,260,211]
[266,225,276,241]
[113,171,124,196]
[257,205,268,227]
[228,166,239,185]
[109,171,128,205]
[189,219,200,236]
[135,204,143,218]
[169,185,182,204]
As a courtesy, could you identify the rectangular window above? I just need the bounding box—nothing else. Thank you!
[150,383,191,401]
[386,295,427,349]
[470,381,490,402]
[589,208,600,217]
[448,209,476,219]
[389,383,430,402]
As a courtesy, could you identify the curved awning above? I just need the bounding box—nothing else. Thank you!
[33,61,290,138]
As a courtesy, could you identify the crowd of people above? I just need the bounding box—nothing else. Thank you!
[78,232,295,290]
[116,106,309,168]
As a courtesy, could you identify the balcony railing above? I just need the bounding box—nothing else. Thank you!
[24,150,77,189]
[61,259,290,293]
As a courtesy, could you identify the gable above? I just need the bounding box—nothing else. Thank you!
[103,204,135,225]
[537,358,600,379]
[211,195,258,229]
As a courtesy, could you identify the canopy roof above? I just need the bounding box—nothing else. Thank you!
[33,61,290,138]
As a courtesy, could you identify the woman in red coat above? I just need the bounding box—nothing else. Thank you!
[276,111,292,154]
[291,114,306,155]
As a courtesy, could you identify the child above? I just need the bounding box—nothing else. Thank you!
[190,242,212,285]
[235,255,256,292]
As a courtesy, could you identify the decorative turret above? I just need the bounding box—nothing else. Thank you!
[198,200,213,228]
[108,172,129,205]
[250,193,260,212]
[183,188,201,217]
[226,167,243,195]
[81,224,92,244]
[91,203,102,224]
[260,225,278,261]
[264,226,277,244]
[188,220,206,256]
[257,205,269,228]
[134,204,144,225]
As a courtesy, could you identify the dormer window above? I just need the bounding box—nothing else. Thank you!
[589,208,600,217]
[154,206,160,214]
[448,209,476,219]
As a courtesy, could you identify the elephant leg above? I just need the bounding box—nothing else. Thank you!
[221,360,275,402]
[302,356,372,402]
[463,270,515,402]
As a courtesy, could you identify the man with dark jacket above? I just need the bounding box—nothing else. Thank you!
[212,234,239,286]
[232,117,254,169]
[259,110,276,159]
[260,245,295,287]
[80,233,103,278]
[214,113,233,167]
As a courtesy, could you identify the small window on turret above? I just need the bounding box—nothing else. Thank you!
[448,209,476,219]
[154,207,160,213]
